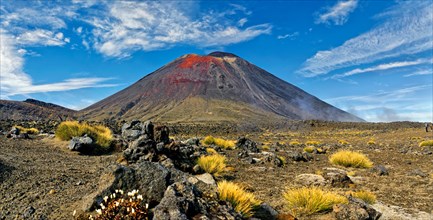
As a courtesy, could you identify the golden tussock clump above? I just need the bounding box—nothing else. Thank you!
[347,190,377,204]
[13,125,39,134]
[305,140,321,146]
[283,187,348,216]
[202,135,236,149]
[303,146,316,153]
[419,140,433,147]
[329,150,373,168]
[55,121,112,148]
[197,154,226,176]
[217,180,261,217]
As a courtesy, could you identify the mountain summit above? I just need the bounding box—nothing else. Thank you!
[80,52,363,123]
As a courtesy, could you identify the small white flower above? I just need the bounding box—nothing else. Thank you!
[112,193,116,198]
[131,208,135,213]
[100,204,105,210]
[121,199,125,203]
[130,198,133,202]
[120,190,124,194]
[96,209,102,214]
[73,210,76,216]
[115,201,120,207]
[137,195,143,200]
[146,203,149,209]
[115,189,119,193]
[89,215,93,220]
[103,196,109,202]
[127,207,130,212]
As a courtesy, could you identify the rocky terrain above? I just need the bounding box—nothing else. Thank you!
[1,120,432,219]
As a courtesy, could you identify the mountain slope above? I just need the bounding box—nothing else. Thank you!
[80,52,363,123]
[0,99,76,121]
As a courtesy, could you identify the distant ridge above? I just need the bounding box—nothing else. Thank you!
[80,52,363,123]
[0,99,76,121]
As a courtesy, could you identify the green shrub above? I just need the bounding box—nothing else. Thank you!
[55,121,112,148]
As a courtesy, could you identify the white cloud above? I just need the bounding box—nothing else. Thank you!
[84,1,271,58]
[55,32,64,40]
[76,26,83,34]
[332,58,430,79]
[277,31,299,40]
[0,30,115,99]
[315,0,358,25]
[299,1,433,77]
[238,18,248,27]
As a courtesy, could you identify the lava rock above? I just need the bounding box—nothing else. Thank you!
[236,137,260,153]
[333,197,381,220]
[155,125,170,144]
[323,167,353,188]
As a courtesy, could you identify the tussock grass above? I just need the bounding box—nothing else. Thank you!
[338,140,349,145]
[197,154,226,176]
[283,187,348,216]
[202,135,236,149]
[349,191,376,204]
[55,121,112,148]
[329,150,373,168]
[303,146,316,153]
[289,141,300,146]
[367,139,376,145]
[419,140,433,147]
[206,147,217,154]
[14,125,39,134]
[217,180,261,217]
[305,140,321,146]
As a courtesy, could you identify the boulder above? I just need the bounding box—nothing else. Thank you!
[295,174,326,186]
[194,173,216,186]
[252,203,279,220]
[85,161,172,211]
[142,120,154,140]
[68,135,93,152]
[289,151,313,162]
[181,138,200,146]
[323,167,353,188]
[123,135,157,162]
[333,197,381,220]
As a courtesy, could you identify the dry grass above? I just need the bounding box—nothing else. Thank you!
[303,146,316,153]
[367,139,376,145]
[202,135,236,149]
[305,140,321,146]
[197,154,226,176]
[283,187,348,216]
[338,140,349,145]
[55,121,112,148]
[206,147,217,154]
[349,191,377,204]
[217,180,261,217]
[329,150,373,168]
[14,125,39,134]
[419,140,433,147]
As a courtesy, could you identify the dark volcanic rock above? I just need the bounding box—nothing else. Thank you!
[333,197,381,220]
[236,137,260,153]
[68,135,93,152]
[371,165,389,176]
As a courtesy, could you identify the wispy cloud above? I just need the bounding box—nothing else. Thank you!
[82,1,271,58]
[277,31,299,40]
[404,69,433,77]
[299,1,433,77]
[315,0,358,25]
[332,58,431,79]
[326,84,432,122]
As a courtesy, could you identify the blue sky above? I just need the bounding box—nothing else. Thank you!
[1,0,432,122]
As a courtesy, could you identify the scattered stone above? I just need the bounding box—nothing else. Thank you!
[22,206,35,219]
[182,138,200,146]
[408,169,428,178]
[289,151,313,162]
[295,174,326,186]
[236,137,260,153]
[48,189,56,195]
[323,167,353,188]
[68,135,93,152]
[371,165,389,176]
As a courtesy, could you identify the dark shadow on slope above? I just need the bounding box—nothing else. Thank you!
[0,159,15,183]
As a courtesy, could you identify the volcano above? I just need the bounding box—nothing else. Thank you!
[80,52,363,123]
